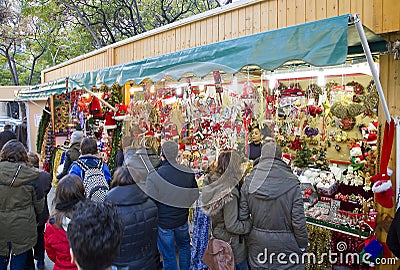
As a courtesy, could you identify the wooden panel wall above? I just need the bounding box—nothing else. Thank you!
[43,0,400,83]
[376,49,400,270]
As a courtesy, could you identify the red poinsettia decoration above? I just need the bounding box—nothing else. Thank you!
[289,136,302,151]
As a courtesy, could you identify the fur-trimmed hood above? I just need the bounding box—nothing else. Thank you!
[201,172,240,216]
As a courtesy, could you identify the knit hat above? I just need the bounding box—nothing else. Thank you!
[71,131,83,144]
[261,142,282,160]
[372,180,395,208]
[161,141,179,162]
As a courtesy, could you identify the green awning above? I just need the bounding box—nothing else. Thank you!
[69,14,353,89]
[16,79,67,101]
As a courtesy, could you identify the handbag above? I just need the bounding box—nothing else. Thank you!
[202,221,235,270]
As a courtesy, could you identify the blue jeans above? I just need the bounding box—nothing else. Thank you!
[158,222,190,270]
[0,251,28,270]
[236,259,249,270]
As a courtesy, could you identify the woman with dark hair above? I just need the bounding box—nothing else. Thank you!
[44,175,85,270]
[201,151,251,270]
[105,166,159,270]
[0,140,44,270]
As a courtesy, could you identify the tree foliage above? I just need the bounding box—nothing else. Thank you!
[1,0,229,86]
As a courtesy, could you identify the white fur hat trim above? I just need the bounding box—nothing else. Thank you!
[372,180,392,193]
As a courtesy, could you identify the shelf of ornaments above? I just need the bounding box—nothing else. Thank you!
[300,164,375,238]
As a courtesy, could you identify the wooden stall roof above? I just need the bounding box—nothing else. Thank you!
[42,0,400,83]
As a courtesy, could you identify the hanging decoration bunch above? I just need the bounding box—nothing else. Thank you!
[36,105,51,153]
[107,83,124,174]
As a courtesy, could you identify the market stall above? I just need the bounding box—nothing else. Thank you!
[16,14,396,268]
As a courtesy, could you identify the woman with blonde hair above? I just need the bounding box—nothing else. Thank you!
[44,175,85,270]
[124,136,161,187]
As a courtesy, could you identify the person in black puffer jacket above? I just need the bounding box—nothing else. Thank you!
[105,166,159,270]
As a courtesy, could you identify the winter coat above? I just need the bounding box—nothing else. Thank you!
[146,159,199,229]
[124,148,161,188]
[57,142,81,180]
[44,219,78,270]
[240,157,308,270]
[0,130,16,150]
[0,161,44,256]
[68,155,112,184]
[105,184,158,270]
[202,173,251,265]
[387,207,400,258]
[36,171,52,226]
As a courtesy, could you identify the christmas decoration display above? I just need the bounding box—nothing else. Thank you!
[38,68,388,266]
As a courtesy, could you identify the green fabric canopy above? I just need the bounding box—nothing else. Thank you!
[69,14,351,89]
[17,14,386,100]
[16,79,66,100]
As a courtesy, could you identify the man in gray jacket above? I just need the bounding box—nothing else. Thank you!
[240,142,308,269]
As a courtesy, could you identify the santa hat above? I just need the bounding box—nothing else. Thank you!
[104,111,117,129]
[372,180,395,208]
[114,103,129,121]
[368,120,378,132]
[370,167,393,183]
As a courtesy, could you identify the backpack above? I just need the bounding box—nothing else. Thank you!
[76,159,109,202]
[202,236,235,270]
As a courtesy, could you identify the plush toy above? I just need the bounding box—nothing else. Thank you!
[90,97,103,119]
[349,142,366,170]
[360,120,378,145]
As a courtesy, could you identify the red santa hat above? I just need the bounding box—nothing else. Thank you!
[114,103,129,121]
[372,180,395,208]
[368,120,378,132]
[104,111,117,129]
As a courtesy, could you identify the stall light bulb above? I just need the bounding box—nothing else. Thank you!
[268,75,277,90]
[150,84,155,93]
[317,70,325,87]
[232,74,238,93]
[176,87,183,96]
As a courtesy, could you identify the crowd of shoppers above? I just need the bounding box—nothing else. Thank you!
[0,129,311,270]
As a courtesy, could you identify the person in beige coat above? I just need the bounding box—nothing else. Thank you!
[202,150,251,269]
